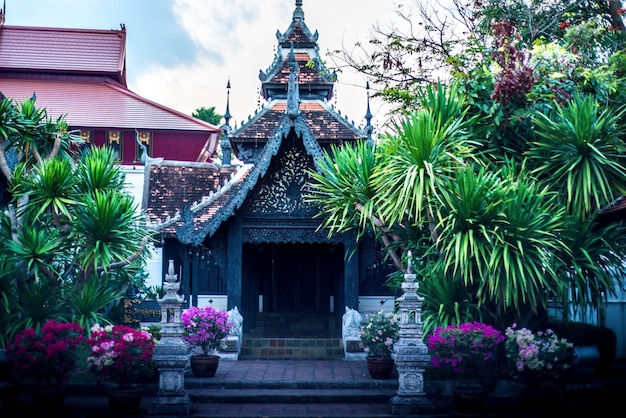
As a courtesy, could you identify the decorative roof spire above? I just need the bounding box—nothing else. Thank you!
[224,77,232,127]
[293,0,304,22]
[365,81,374,146]
[286,43,300,120]
[221,78,233,166]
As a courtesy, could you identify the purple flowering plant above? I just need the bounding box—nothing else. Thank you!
[359,310,400,358]
[181,306,232,356]
[426,322,504,380]
[8,320,84,386]
[505,323,574,381]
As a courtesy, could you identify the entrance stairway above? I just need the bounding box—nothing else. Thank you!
[239,312,344,360]
[184,360,402,417]
[185,377,398,417]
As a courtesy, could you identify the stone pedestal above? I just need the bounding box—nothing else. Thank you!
[148,260,192,416]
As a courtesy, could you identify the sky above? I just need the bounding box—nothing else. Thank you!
[4,0,403,131]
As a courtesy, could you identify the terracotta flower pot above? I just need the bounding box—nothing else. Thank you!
[453,385,487,414]
[108,386,143,414]
[190,354,220,377]
[366,356,394,379]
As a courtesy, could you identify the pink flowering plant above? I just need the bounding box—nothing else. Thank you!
[181,306,232,356]
[8,320,84,386]
[86,324,156,388]
[505,324,574,381]
[359,310,400,358]
[426,322,504,381]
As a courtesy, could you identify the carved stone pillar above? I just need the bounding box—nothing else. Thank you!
[148,260,191,415]
[390,251,434,415]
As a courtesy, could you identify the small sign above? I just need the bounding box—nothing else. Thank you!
[123,299,162,324]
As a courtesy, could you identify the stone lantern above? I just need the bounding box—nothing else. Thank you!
[390,251,434,415]
[148,260,191,415]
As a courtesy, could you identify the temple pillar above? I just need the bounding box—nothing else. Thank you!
[227,217,242,310]
[343,239,359,312]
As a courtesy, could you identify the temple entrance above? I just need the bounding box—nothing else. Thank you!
[242,242,344,337]
[243,242,343,313]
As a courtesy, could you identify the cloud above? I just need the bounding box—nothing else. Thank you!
[133,0,395,130]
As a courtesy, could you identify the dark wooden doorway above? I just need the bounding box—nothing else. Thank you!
[243,242,343,314]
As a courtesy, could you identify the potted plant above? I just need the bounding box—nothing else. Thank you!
[504,323,575,410]
[7,320,84,408]
[181,305,232,377]
[426,321,504,413]
[505,323,574,383]
[86,324,156,414]
[359,310,400,379]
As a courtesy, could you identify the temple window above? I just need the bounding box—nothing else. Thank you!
[107,130,122,160]
[78,130,92,155]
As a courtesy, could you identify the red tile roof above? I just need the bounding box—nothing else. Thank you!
[0,77,220,132]
[282,23,314,46]
[232,101,363,143]
[145,162,253,235]
[0,25,126,85]
[268,52,331,86]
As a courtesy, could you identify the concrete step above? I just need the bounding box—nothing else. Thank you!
[185,387,397,403]
[250,313,339,338]
[239,337,344,360]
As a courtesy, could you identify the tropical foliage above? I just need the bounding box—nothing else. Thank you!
[306,0,626,334]
[0,95,154,344]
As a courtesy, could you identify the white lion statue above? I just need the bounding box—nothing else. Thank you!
[342,306,362,340]
[227,306,243,338]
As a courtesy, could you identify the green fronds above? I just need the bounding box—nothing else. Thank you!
[305,140,379,240]
[5,227,62,281]
[372,84,481,227]
[434,161,569,313]
[528,95,626,218]
[73,190,146,272]
[13,158,79,222]
[77,146,126,192]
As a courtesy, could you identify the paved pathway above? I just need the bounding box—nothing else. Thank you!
[205,359,379,383]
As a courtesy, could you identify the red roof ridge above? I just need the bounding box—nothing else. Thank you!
[1,24,125,35]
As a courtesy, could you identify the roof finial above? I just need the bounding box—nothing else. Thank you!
[224,77,232,127]
[221,78,233,166]
[293,0,304,22]
[365,81,374,146]
[286,42,300,120]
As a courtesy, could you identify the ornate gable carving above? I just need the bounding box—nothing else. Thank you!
[240,134,316,217]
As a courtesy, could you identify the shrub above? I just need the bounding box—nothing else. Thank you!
[426,322,504,381]
[8,320,84,386]
[505,323,575,381]
[86,324,155,388]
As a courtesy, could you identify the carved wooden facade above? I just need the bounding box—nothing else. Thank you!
[145,1,395,335]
